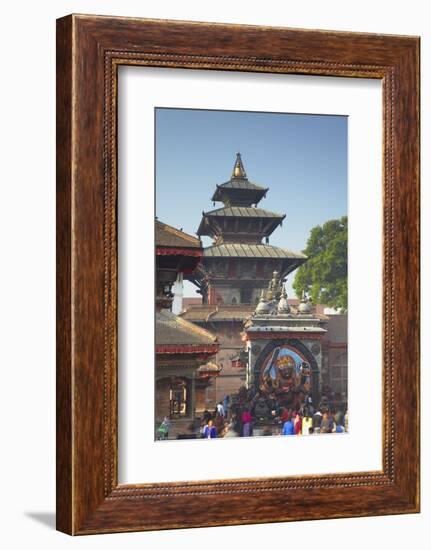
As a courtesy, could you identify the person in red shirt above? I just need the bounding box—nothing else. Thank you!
[293,412,302,435]
[242,409,252,437]
[280,408,290,423]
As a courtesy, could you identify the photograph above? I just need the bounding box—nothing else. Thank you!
[0,0,424,545]
[154,108,348,441]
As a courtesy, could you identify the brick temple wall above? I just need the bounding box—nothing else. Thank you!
[203,321,247,404]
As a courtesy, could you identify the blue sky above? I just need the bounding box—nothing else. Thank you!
[155,108,347,297]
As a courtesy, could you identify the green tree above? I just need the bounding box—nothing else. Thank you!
[293,216,347,311]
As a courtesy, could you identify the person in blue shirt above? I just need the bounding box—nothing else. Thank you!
[203,419,217,439]
[282,418,295,435]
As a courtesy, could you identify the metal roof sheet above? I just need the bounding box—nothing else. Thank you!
[204,206,285,218]
[217,178,267,191]
[203,243,307,259]
[156,309,218,346]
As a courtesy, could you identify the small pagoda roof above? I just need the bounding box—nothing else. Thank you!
[211,178,268,203]
[211,153,269,205]
[156,219,201,249]
[216,177,267,192]
[156,309,218,348]
[203,243,307,260]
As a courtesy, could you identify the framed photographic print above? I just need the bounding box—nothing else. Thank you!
[56,15,420,534]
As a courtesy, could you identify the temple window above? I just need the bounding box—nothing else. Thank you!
[240,289,252,304]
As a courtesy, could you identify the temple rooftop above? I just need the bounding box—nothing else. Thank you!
[197,206,286,240]
[211,177,268,205]
[203,243,307,260]
[201,206,285,219]
[180,303,329,324]
[180,304,255,322]
[156,309,219,349]
[209,153,269,207]
[156,219,201,249]
[213,177,267,193]
[246,325,327,333]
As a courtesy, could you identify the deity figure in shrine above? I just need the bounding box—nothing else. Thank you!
[260,346,312,410]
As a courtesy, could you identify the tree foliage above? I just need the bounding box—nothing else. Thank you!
[293,216,347,311]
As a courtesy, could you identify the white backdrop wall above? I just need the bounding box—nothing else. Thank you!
[0,1,428,549]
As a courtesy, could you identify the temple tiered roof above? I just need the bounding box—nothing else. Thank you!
[213,178,266,193]
[202,206,284,218]
[197,207,285,240]
[188,153,307,305]
[197,153,290,244]
[203,243,306,260]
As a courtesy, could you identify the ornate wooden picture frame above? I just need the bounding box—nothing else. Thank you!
[56,14,420,535]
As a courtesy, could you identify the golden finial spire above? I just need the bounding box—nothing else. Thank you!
[232,152,247,178]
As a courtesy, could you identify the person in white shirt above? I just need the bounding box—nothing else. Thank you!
[301,410,313,435]
[216,402,225,417]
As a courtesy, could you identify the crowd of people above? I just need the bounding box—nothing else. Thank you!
[197,402,348,439]
[157,386,348,440]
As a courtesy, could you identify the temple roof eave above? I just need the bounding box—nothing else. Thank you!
[156,246,202,258]
[156,219,201,248]
[203,243,307,260]
[202,206,285,219]
[211,185,268,204]
[196,208,286,237]
[155,343,219,354]
[246,326,327,333]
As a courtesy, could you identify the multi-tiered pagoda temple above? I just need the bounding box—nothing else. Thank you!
[180,154,311,406]
[188,153,307,305]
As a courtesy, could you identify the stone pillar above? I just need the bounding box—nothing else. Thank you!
[245,342,253,389]
[190,373,196,420]
[249,345,254,388]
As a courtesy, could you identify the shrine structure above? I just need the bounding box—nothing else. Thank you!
[243,271,327,410]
